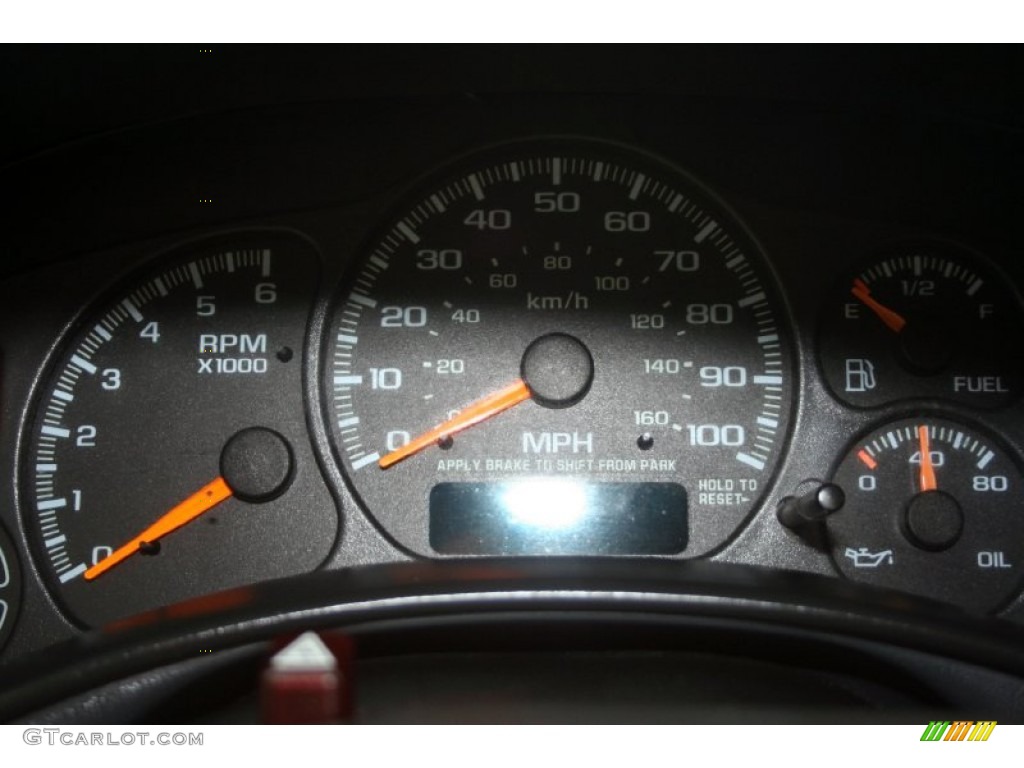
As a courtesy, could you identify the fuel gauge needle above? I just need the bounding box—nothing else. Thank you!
[85,477,233,580]
[379,379,532,469]
[852,279,907,333]
[917,425,938,492]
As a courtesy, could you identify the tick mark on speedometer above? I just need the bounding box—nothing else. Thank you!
[694,220,718,243]
[736,453,766,470]
[326,142,794,558]
[396,222,420,243]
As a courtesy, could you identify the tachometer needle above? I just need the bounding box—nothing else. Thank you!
[852,279,907,333]
[378,379,532,469]
[85,476,233,580]
[917,425,938,492]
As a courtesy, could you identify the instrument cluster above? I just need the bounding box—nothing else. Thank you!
[1,82,1023,666]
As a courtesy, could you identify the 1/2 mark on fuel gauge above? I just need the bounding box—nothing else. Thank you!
[819,244,1024,408]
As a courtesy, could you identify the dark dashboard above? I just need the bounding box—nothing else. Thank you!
[1,45,1023,723]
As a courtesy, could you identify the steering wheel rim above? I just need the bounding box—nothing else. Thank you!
[3,559,1024,723]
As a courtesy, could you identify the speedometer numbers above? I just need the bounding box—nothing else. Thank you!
[828,417,1024,612]
[325,141,795,558]
[21,233,336,627]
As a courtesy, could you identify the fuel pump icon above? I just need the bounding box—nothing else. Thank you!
[844,359,876,392]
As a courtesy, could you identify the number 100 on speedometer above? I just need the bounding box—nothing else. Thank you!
[322,140,795,558]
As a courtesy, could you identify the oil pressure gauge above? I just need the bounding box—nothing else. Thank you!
[818,243,1024,408]
[827,416,1024,612]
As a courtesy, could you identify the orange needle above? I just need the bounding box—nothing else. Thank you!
[852,279,907,333]
[917,425,938,492]
[379,379,532,469]
[85,476,233,580]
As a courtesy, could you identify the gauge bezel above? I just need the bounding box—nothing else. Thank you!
[318,135,802,561]
[0,521,23,655]
[825,409,1024,614]
[14,227,335,628]
[815,238,1024,411]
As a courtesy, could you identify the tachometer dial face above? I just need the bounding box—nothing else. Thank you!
[818,243,1024,408]
[0,521,22,654]
[324,140,795,557]
[20,232,336,627]
[828,417,1024,612]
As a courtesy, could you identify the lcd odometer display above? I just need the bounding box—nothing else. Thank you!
[323,139,795,557]
[430,481,687,555]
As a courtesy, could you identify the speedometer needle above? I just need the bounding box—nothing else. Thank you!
[378,379,532,469]
[917,425,938,492]
[84,477,233,580]
[852,279,907,333]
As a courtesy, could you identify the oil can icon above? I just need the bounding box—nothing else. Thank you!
[844,547,894,568]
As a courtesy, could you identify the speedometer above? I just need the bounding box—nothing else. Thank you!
[323,139,795,557]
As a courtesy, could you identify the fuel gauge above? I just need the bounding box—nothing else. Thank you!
[827,416,1024,612]
[819,243,1024,408]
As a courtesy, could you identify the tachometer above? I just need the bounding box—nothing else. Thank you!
[323,139,795,557]
[0,521,22,654]
[20,232,337,627]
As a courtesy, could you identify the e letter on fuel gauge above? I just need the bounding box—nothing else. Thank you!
[819,244,1024,408]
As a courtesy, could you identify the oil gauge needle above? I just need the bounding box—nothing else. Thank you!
[379,379,532,469]
[852,279,907,333]
[84,477,233,580]
[917,425,938,492]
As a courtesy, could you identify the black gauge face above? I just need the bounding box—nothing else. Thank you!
[819,243,1024,408]
[0,521,22,654]
[324,140,795,557]
[828,417,1024,612]
[20,233,336,627]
